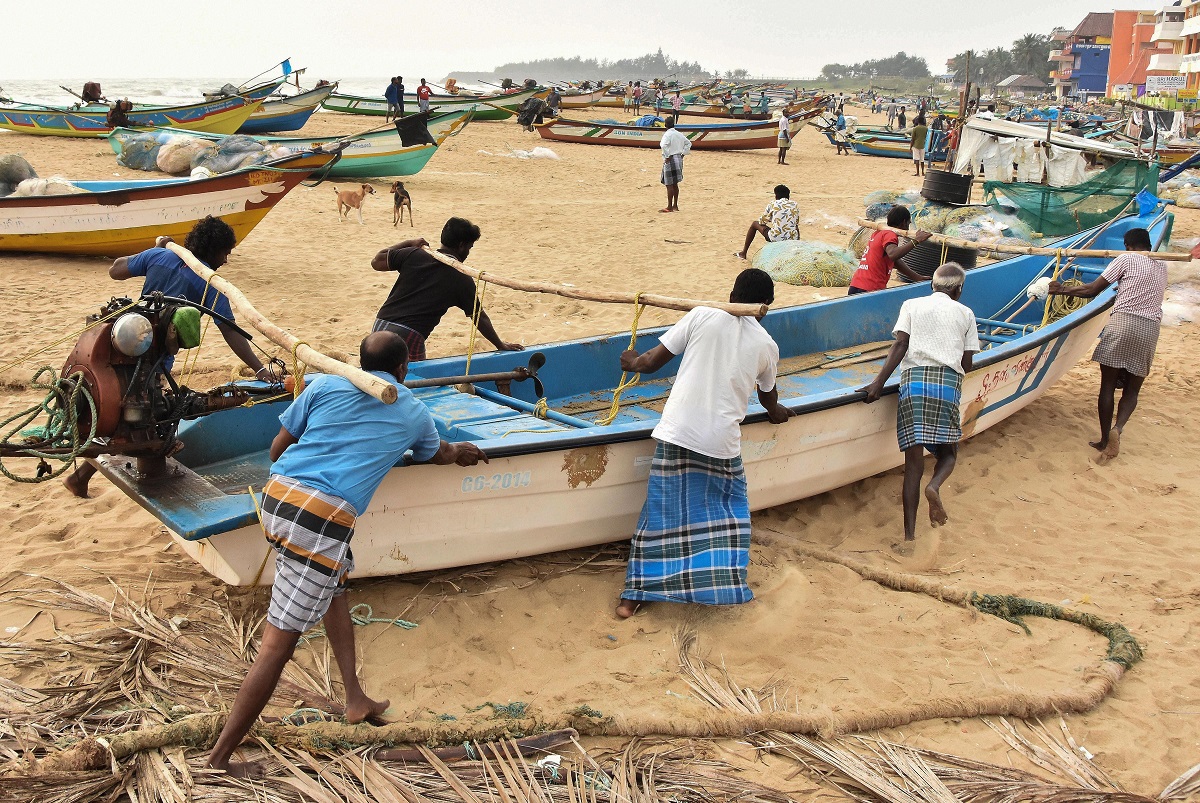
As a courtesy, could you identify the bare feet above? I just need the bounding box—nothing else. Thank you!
[62,471,89,498]
[345,695,390,725]
[615,599,640,619]
[734,251,747,260]
[890,540,915,557]
[210,760,269,779]
[1093,429,1120,465]
[925,486,948,527]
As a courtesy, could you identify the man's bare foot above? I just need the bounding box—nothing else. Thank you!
[210,760,269,779]
[1089,437,1108,451]
[925,486,948,526]
[890,540,915,557]
[659,207,673,213]
[345,695,390,725]
[62,471,89,498]
[615,599,640,619]
[734,251,747,260]
[1093,429,1120,465]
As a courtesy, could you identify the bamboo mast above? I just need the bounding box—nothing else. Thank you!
[856,219,1191,261]
[423,248,770,317]
[167,242,398,404]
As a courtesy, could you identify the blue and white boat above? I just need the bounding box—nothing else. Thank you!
[238,83,338,134]
[92,211,1173,585]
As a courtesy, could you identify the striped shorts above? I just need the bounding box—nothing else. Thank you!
[261,475,358,634]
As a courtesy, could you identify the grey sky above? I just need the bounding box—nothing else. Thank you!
[5,1,1115,81]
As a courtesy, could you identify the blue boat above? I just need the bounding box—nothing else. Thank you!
[91,210,1172,585]
[238,83,338,134]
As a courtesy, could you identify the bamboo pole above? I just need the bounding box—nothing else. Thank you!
[856,218,1191,261]
[423,248,769,317]
[166,242,398,404]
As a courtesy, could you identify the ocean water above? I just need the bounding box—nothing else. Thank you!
[0,77,491,107]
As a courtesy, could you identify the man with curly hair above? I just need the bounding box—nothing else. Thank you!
[62,216,269,498]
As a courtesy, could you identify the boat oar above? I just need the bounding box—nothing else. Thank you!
[404,352,546,398]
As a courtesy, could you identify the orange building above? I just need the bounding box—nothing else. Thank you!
[1108,8,1171,95]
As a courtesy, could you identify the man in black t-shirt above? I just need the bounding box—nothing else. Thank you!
[369,217,523,361]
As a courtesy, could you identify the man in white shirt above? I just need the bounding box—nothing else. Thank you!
[1049,227,1167,463]
[659,116,692,213]
[615,268,791,618]
[863,263,980,550]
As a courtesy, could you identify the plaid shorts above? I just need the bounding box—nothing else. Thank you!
[1093,311,1160,377]
[661,154,684,186]
[897,366,963,451]
[372,318,428,361]
[260,475,358,634]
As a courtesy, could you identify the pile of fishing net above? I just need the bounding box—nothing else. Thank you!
[0,154,36,197]
[1156,168,1200,209]
[113,131,292,176]
[862,189,921,221]
[8,177,89,196]
[754,240,856,287]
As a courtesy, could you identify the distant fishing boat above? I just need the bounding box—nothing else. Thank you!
[324,86,545,121]
[88,209,1173,584]
[844,131,950,160]
[535,109,822,150]
[108,108,476,179]
[559,84,617,109]
[0,96,262,138]
[0,150,336,256]
[238,83,338,133]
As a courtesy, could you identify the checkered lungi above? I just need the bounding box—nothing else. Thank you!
[371,318,427,361]
[621,441,753,606]
[661,154,684,186]
[777,132,791,149]
[260,475,358,634]
[897,366,963,452]
[1092,311,1160,378]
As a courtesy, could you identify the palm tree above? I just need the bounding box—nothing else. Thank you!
[1011,33,1052,78]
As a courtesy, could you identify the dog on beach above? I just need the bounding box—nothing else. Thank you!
[334,184,375,224]
[391,181,413,227]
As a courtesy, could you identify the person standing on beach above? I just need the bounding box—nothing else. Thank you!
[655,85,666,114]
[735,184,800,260]
[206,331,489,776]
[862,263,979,551]
[396,76,405,116]
[777,113,791,164]
[897,105,907,131]
[632,81,643,113]
[370,217,523,360]
[384,77,401,122]
[1048,228,1167,463]
[848,206,930,294]
[416,79,432,113]
[671,90,683,115]
[61,217,271,499]
[615,268,790,618]
[910,113,928,177]
[624,81,634,112]
[659,116,691,213]
[886,100,898,129]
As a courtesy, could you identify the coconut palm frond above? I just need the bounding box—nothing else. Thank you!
[1159,762,1200,801]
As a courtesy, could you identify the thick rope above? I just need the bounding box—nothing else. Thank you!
[596,295,646,427]
[290,340,309,398]
[464,275,488,377]
[0,368,98,483]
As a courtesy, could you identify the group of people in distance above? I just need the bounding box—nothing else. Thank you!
[383,77,434,121]
[72,193,1170,773]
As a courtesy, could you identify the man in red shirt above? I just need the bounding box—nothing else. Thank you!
[416,79,433,113]
[849,206,931,294]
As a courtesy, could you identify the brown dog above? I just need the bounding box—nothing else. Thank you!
[391,181,413,227]
[334,184,375,224]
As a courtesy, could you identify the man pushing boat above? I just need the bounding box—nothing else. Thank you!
[863,263,979,552]
[370,217,523,360]
[614,268,791,618]
[207,331,489,776]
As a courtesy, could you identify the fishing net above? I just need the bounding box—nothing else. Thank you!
[157,137,213,175]
[9,177,88,196]
[754,240,856,287]
[116,133,162,171]
[0,154,36,186]
[190,135,283,174]
[983,159,1159,237]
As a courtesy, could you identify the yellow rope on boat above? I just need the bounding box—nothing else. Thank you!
[464,273,488,377]
[290,340,309,399]
[248,484,273,588]
[596,295,646,427]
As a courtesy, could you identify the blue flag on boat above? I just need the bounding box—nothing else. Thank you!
[282,59,293,76]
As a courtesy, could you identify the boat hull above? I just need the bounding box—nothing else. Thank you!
[91,211,1172,585]
[0,151,334,255]
[535,111,816,151]
[324,87,544,120]
[238,84,337,134]
[0,96,261,138]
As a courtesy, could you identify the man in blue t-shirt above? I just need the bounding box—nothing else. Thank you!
[62,216,268,498]
[207,330,489,777]
[384,76,401,121]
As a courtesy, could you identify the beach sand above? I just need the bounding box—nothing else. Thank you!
[2,106,1199,794]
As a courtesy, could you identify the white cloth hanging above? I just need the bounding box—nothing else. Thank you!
[979,136,1016,183]
[1044,145,1086,187]
[1013,140,1045,183]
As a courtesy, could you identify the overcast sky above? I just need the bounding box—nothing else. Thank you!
[5,1,1118,81]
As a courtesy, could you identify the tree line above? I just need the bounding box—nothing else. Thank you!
[820,52,931,81]
[947,33,1056,87]
[490,49,727,81]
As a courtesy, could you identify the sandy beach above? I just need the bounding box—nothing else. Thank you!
[2,105,1199,795]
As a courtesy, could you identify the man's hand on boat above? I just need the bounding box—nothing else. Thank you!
[429,440,489,467]
[758,386,792,424]
[862,379,886,404]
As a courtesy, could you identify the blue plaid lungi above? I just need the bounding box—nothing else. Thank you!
[661,154,683,186]
[621,441,753,606]
[897,366,963,451]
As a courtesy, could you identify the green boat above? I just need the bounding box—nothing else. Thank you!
[323,86,545,121]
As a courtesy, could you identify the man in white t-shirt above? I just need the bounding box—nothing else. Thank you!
[863,262,980,551]
[615,268,791,618]
[1049,227,1167,463]
[659,116,691,213]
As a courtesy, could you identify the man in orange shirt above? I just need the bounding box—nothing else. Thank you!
[416,79,433,113]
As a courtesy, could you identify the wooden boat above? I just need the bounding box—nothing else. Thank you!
[0,150,336,256]
[535,109,822,150]
[107,108,475,179]
[323,86,545,121]
[0,95,262,138]
[204,76,290,102]
[238,83,338,134]
[89,210,1173,585]
[559,84,616,109]
[847,131,949,160]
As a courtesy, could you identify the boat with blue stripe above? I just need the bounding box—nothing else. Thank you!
[238,83,338,134]
[93,210,1172,585]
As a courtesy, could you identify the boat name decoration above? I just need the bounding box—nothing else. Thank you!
[974,352,1040,401]
[246,170,276,186]
[460,471,533,493]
